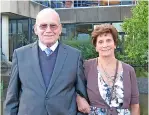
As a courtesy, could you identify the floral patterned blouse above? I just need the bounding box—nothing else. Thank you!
[89,67,130,115]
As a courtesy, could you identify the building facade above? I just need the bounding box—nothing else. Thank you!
[1,0,136,61]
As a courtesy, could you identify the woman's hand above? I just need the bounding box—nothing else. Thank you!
[130,104,140,115]
[76,94,90,114]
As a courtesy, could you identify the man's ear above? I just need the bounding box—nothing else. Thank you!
[34,25,38,35]
[59,24,62,35]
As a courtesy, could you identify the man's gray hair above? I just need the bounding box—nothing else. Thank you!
[36,8,61,24]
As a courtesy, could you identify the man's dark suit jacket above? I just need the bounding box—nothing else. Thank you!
[4,41,87,115]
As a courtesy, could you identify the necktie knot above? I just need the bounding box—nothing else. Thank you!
[44,48,52,56]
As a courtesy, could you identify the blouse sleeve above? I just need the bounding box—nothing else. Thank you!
[130,66,139,104]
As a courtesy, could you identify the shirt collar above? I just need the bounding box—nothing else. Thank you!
[38,40,59,52]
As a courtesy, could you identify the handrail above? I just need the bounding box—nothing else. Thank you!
[31,0,137,9]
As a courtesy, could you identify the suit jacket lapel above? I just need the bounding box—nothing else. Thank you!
[31,41,46,91]
[46,43,67,94]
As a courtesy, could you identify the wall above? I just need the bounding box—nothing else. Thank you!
[1,1,46,19]
[56,6,134,23]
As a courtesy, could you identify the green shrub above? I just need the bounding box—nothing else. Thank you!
[122,1,148,66]
[62,39,98,60]
[62,39,147,77]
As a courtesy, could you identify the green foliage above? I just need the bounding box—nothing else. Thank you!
[122,1,148,65]
[135,67,148,78]
[62,39,147,77]
[62,39,98,59]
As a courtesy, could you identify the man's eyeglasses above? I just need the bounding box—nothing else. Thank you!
[37,23,60,31]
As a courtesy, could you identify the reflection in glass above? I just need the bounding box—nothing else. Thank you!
[46,0,136,8]
[61,24,76,40]
[9,19,29,61]
[31,19,38,43]
[76,24,92,40]
[61,24,92,41]
[112,22,123,32]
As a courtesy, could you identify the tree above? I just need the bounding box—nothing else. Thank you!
[122,1,148,65]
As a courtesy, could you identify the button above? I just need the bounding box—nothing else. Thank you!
[45,97,49,100]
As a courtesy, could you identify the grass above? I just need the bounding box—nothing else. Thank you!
[134,67,148,78]
[139,94,148,115]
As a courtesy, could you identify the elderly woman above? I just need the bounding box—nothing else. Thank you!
[77,24,140,115]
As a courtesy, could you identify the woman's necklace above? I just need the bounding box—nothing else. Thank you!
[100,60,118,85]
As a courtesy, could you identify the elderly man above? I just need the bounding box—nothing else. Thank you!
[4,8,88,115]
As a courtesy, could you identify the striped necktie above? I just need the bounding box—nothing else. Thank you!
[44,48,52,56]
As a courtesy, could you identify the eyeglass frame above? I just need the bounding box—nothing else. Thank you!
[36,23,61,31]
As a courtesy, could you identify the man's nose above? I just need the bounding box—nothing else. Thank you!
[45,26,52,32]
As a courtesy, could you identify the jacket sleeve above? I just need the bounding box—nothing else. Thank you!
[76,53,89,115]
[4,50,21,115]
[75,52,88,99]
[83,60,90,81]
[130,66,139,104]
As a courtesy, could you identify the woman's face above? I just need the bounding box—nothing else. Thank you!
[95,33,116,58]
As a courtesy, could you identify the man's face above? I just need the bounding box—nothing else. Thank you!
[34,12,62,47]
[65,1,73,8]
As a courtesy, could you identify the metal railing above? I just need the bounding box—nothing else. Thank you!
[31,0,137,9]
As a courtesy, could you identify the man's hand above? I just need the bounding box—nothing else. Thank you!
[76,95,90,114]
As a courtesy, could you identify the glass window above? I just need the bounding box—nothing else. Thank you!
[9,20,17,60]
[93,22,111,29]
[51,1,64,8]
[76,24,92,41]
[117,32,125,53]
[100,0,120,6]
[61,24,76,40]
[32,0,50,7]
[17,20,29,46]
[9,19,30,61]
[10,20,17,34]
[51,0,136,8]
[40,1,50,7]
[61,24,93,41]
[120,0,133,5]
[112,22,123,32]
[18,23,23,33]
[31,19,38,42]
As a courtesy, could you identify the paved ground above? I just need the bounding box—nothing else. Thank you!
[137,77,148,94]
[2,77,148,100]
[1,77,148,115]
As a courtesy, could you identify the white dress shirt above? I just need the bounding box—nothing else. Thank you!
[38,40,59,52]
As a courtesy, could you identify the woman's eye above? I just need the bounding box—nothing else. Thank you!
[98,41,103,44]
[107,39,112,42]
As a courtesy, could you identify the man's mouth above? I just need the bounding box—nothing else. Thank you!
[44,35,54,37]
[101,49,111,51]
